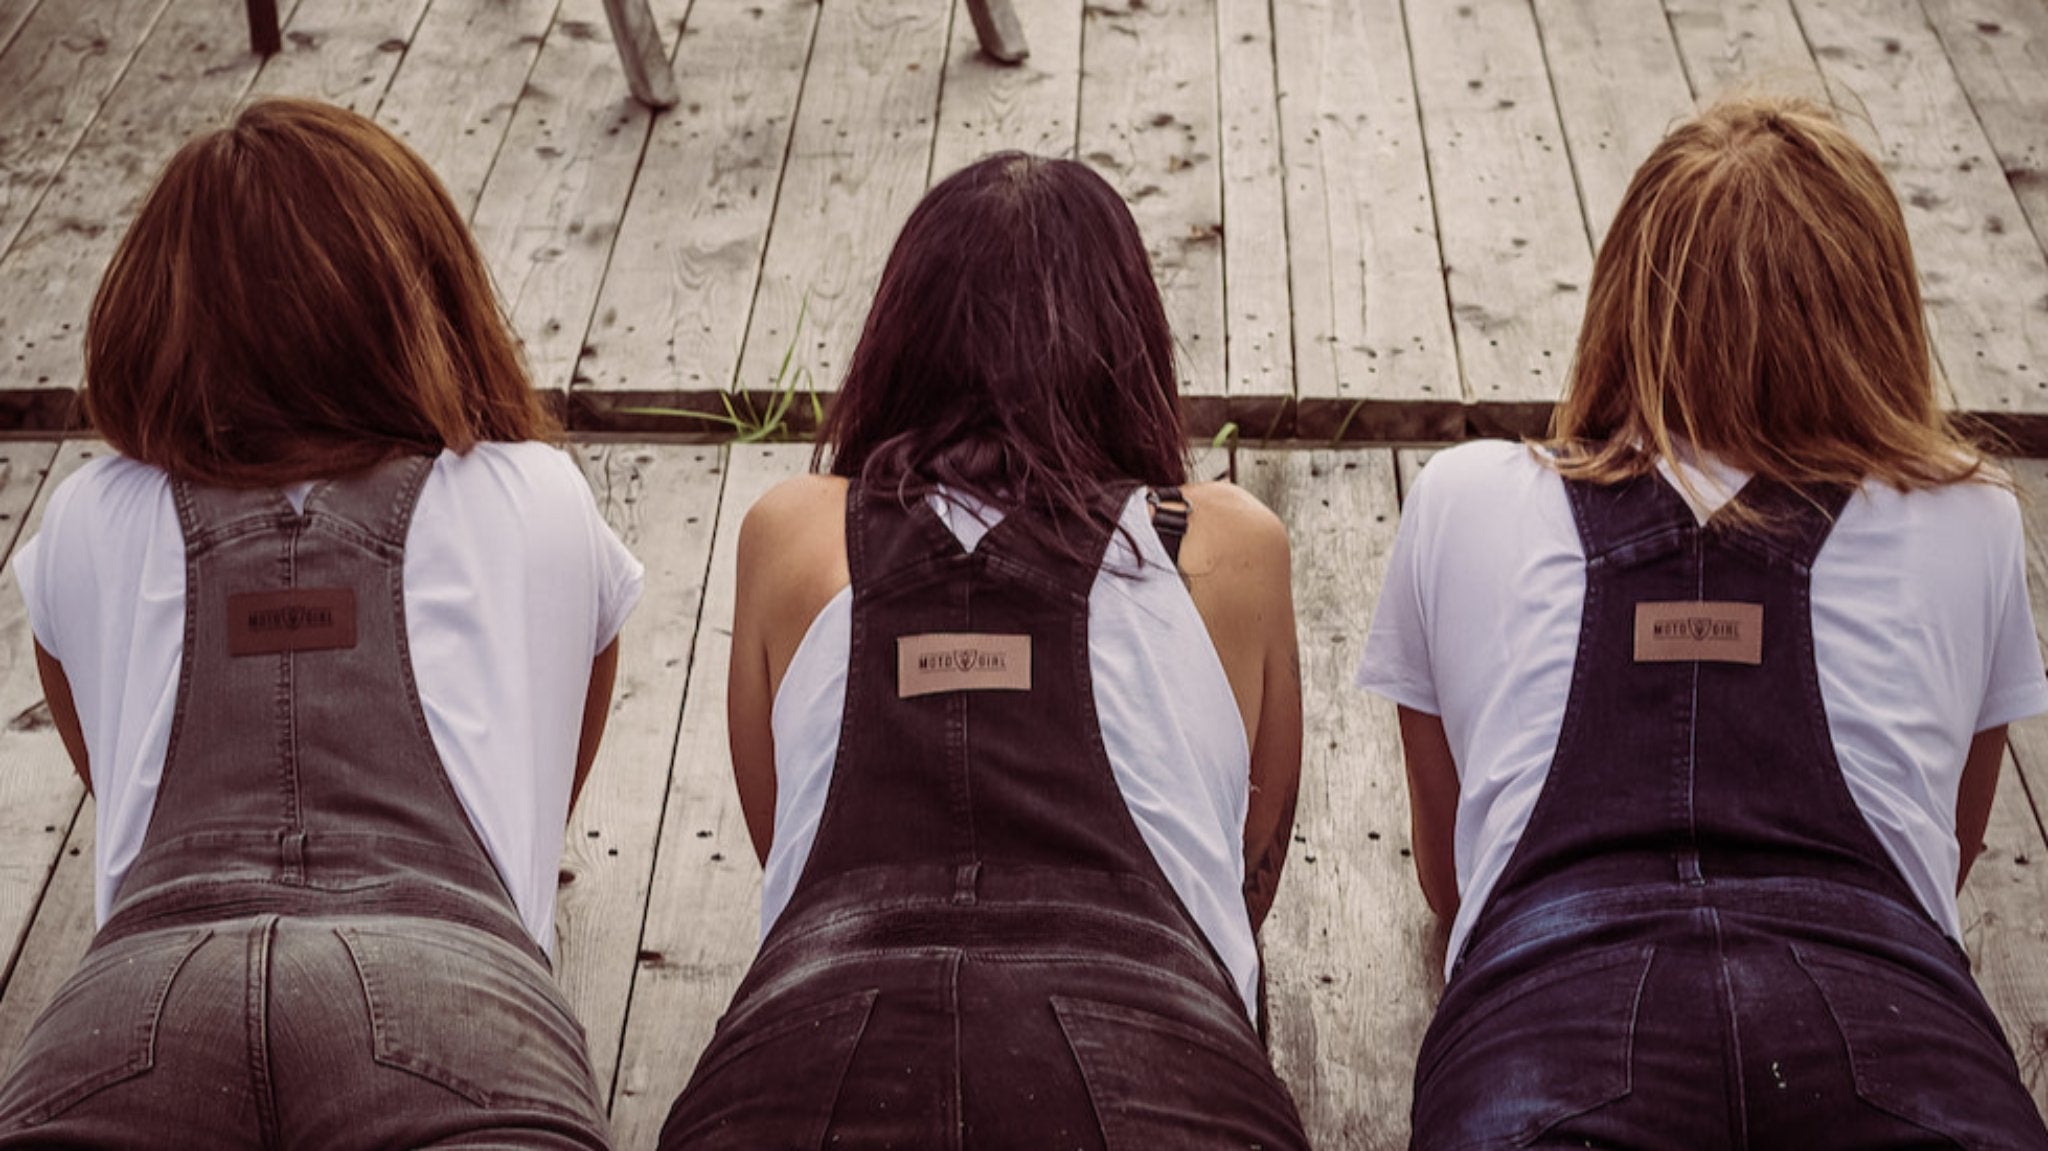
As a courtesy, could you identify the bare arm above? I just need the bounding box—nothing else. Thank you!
[728,475,852,866]
[1180,483,1303,933]
[1397,705,1460,919]
[570,638,621,817]
[1956,724,2007,892]
[33,640,91,794]
[729,539,778,865]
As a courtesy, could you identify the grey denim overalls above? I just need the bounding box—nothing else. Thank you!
[0,456,612,1150]
[660,484,1308,1151]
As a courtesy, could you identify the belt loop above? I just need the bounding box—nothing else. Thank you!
[280,831,307,886]
[952,862,980,905]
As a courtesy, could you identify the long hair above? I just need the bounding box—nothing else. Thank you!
[818,153,1188,552]
[85,98,556,487]
[1544,96,1988,505]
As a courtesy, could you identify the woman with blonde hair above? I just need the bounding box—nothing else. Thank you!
[0,99,638,1148]
[1360,97,2048,1147]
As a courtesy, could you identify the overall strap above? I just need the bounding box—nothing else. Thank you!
[109,454,535,958]
[1148,486,1190,567]
[1460,467,1912,967]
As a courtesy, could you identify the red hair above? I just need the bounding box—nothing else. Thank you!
[86,98,555,486]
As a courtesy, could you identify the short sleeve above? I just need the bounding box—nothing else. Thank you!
[1356,465,1440,714]
[577,473,643,655]
[593,527,643,653]
[1975,502,2048,732]
[10,468,82,659]
[12,532,54,653]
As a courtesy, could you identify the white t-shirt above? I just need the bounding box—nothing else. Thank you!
[12,442,645,954]
[763,490,1263,1019]
[1357,440,2048,975]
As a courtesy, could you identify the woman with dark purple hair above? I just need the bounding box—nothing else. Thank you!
[660,153,1310,1149]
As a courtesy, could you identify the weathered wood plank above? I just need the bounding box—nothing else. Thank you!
[0,801,91,1073]
[605,443,803,1146]
[0,0,169,269]
[1531,0,1695,245]
[0,0,269,431]
[723,0,951,411]
[1918,0,2048,261]
[555,443,725,1102]
[570,0,816,426]
[2002,457,2048,825]
[1216,0,1293,424]
[0,0,47,60]
[1960,745,2048,1103]
[928,0,1082,179]
[1657,0,1825,101]
[243,0,430,112]
[1791,0,2048,440]
[0,443,103,1016]
[1406,0,1591,436]
[468,0,683,402]
[0,442,58,568]
[1078,0,1226,418]
[1271,0,1459,442]
[373,0,558,218]
[1254,448,1435,1149]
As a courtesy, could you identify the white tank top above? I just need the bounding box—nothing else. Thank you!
[760,489,1262,1018]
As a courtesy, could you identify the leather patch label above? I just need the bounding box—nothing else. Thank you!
[1633,601,1763,665]
[897,633,1032,698]
[227,588,358,656]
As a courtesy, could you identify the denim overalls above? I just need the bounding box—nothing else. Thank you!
[1412,472,2048,1149]
[660,485,1308,1150]
[0,457,612,1150]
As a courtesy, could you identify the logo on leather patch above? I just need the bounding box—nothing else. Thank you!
[1633,601,1763,665]
[897,633,1032,698]
[227,588,358,656]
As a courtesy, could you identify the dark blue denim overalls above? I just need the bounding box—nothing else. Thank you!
[661,484,1308,1150]
[1412,472,2048,1149]
[0,457,612,1150]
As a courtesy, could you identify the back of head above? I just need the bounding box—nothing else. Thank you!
[86,98,555,487]
[820,153,1188,530]
[1548,95,1984,495]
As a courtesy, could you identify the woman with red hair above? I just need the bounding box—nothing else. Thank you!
[0,99,638,1149]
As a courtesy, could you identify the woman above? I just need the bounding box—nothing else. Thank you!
[0,99,640,1148]
[661,153,1309,1149]
[1360,96,2048,1148]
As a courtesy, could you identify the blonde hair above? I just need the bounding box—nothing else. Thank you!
[87,98,557,487]
[1544,95,1990,504]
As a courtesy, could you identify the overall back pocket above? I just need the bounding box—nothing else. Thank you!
[0,927,212,1128]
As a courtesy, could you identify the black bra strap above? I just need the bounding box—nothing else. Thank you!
[1148,486,1190,566]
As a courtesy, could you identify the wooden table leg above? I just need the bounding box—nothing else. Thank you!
[600,0,679,109]
[965,0,1028,64]
[246,0,281,56]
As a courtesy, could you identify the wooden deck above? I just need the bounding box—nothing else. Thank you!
[4,439,2048,1146]
[5,0,2048,1145]
[0,0,2046,443]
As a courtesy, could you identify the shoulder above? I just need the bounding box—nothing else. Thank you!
[743,472,849,537]
[35,454,173,547]
[1406,440,1551,506]
[431,440,587,497]
[738,473,850,606]
[1177,482,1292,622]
[1841,473,2024,550]
[1181,480,1288,562]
